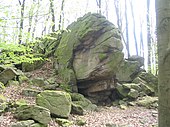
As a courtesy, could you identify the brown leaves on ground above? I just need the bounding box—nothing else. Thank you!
[0,60,158,127]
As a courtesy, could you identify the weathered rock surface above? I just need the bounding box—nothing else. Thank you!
[0,68,18,84]
[70,93,97,111]
[136,96,158,108]
[9,120,35,127]
[15,105,51,126]
[55,12,124,101]
[128,55,144,67]
[116,60,141,82]
[36,90,72,118]
[22,59,45,72]
[22,88,41,97]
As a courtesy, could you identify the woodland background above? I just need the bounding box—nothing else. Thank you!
[0,0,157,74]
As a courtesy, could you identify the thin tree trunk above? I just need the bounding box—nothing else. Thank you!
[49,0,55,32]
[125,0,130,58]
[32,0,40,38]
[140,20,144,58]
[156,0,170,126]
[18,0,26,44]
[129,0,138,56]
[58,0,65,30]
[96,0,101,14]
[42,15,50,36]
[147,0,152,72]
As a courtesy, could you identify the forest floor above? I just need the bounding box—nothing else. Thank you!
[0,61,158,127]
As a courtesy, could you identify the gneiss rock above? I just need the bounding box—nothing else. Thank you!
[55,13,124,101]
[15,105,51,126]
[36,90,72,118]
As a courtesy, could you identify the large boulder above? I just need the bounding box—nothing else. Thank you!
[15,105,51,126]
[36,90,72,118]
[54,13,124,100]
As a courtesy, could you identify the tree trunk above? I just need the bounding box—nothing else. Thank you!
[125,0,130,58]
[156,0,170,126]
[96,0,101,14]
[32,0,40,38]
[49,0,55,32]
[129,0,138,56]
[18,0,26,44]
[147,0,152,72]
[58,0,65,30]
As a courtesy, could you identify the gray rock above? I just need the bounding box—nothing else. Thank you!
[56,118,73,127]
[136,96,158,108]
[128,55,144,67]
[0,68,18,84]
[22,60,45,72]
[54,13,123,95]
[70,93,97,111]
[9,120,35,127]
[128,89,139,99]
[31,78,49,87]
[22,88,41,97]
[116,60,140,82]
[36,90,72,118]
[15,105,51,126]
[71,103,84,115]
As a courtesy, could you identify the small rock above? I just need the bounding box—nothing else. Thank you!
[76,119,86,126]
[56,118,73,127]
[9,120,35,127]
[136,96,158,108]
[128,89,139,99]
[22,88,41,97]
[71,103,84,115]
[31,78,49,87]
[0,68,18,84]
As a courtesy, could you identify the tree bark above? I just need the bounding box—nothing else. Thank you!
[49,0,55,32]
[18,0,26,44]
[147,0,152,72]
[125,0,130,58]
[96,0,101,14]
[58,0,65,30]
[156,0,170,126]
[129,0,138,56]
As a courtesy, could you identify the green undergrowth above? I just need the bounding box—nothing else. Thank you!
[0,42,43,65]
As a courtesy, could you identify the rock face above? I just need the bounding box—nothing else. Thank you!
[55,13,124,102]
[36,90,72,118]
